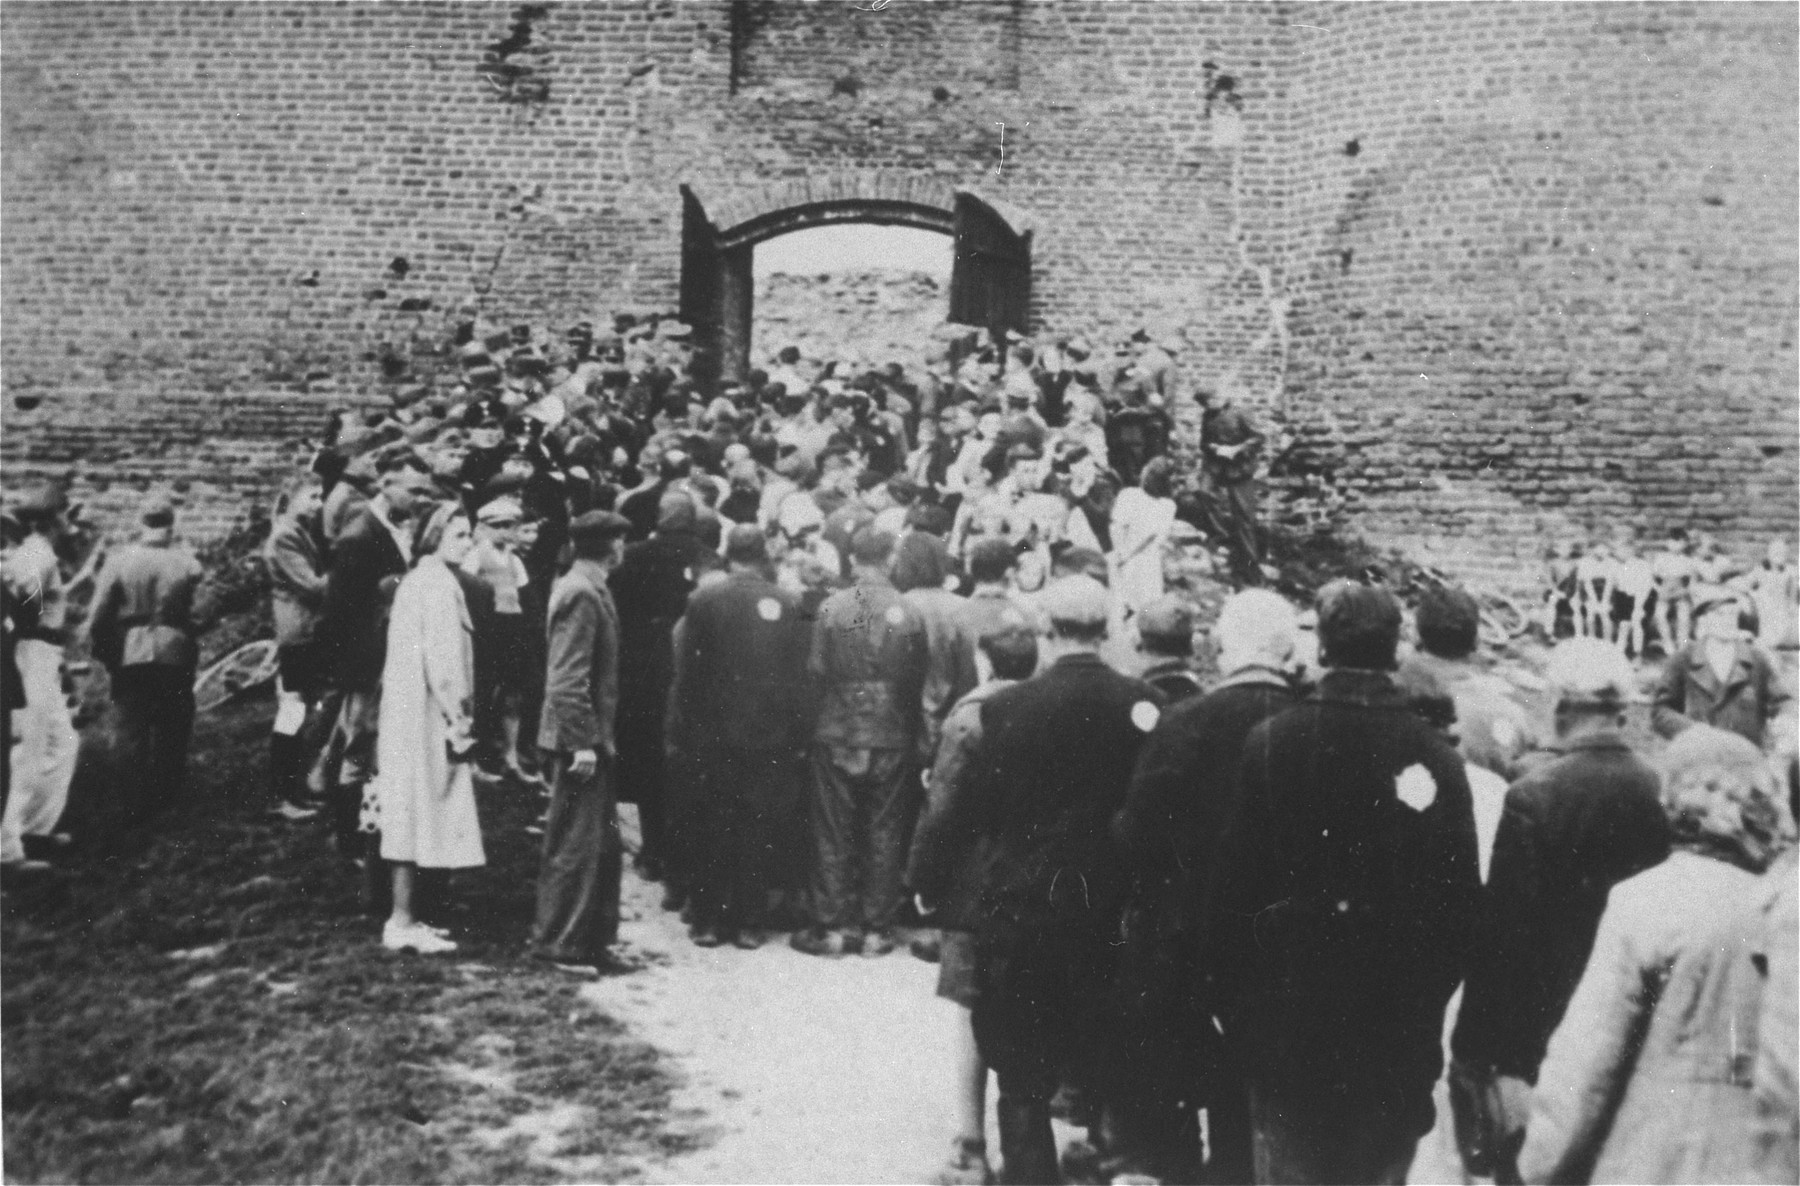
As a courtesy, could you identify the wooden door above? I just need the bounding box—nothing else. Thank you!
[949,191,1032,337]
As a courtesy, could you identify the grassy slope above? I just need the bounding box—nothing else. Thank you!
[2,693,691,1184]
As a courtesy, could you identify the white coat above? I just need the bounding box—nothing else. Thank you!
[374,557,485,869]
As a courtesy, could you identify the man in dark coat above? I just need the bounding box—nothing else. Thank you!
[1113,589,1302,1185]
[1396,583,1542,781]
[911,576,1164,1186]
[1105,384,1169,488]
[670,526,812,948]
[1192,387,1265,585]
[795,526,929,957]
[905,615,1040,1186]
[1207,581,1481,1185]
[609,491,718,887]
[1450,637,1670,1181]
[313,460,435,836]
[531,510,632,973]
[1652,585,1791,747]
[617,446,690,542]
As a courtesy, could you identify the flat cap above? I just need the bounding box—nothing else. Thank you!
[476,496,522,525]
[1005,441,1043,465]
[723,524,768,566]
[1039,575,1111,629]
[1136,595,1196,646]
[656,491,697,534]
[140,497,176,528]
[568,509,631,544]
[1544,637,1638,708]
[1055,546,1111,585]
[12,483,66,517]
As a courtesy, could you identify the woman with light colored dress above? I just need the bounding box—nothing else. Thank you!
[371,502,486,954]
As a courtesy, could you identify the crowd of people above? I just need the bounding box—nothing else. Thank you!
[2,311,1797,1186]
[1540,529,1796,660]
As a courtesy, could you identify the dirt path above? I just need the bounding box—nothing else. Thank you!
[588,806,1486,1186]
[584,823,973,1184]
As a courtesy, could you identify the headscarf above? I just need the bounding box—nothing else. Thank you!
[1657,724,1794,873]
[412,500,464,560]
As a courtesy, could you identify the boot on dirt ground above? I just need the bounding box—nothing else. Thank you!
[788,927,860,957]
[935,1136,995,1186]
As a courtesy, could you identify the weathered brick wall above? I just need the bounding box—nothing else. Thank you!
[1274,1,1799,580]
[2,1,1792,581]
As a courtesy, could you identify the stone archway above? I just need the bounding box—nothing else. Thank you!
[680,170,1034,384]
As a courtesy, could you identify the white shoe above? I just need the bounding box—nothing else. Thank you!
[382,919,458,954]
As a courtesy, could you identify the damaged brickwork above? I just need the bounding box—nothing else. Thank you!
[1,1,1794,582]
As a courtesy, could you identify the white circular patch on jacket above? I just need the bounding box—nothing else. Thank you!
[885,605,906,626]
[757,597,782,622]
[1130,701,1160,733]
[1395,763,1438,812]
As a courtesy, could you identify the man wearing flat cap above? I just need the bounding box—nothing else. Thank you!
[911,575,1163,1185]
[1652,583,1791,747]
[531,509,631,973]
[668,525,813,949]
[1207,580,1480,1185]
[1450,637,1670,1182]
[86,495,207,837]
[905,612,1041,1186]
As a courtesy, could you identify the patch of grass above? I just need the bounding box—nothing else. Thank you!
[2,693,688,1184]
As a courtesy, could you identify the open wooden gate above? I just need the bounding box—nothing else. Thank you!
[948,191,1032,338]
[679,184,1031,386]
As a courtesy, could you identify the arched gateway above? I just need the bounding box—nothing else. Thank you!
[680,171,1034,382]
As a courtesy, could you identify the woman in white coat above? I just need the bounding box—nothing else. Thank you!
[373,502,485,954]
[1111,456,1177,616]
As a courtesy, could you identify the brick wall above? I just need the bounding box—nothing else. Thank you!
[1274,1,1799,579]
[2,1,1792,581]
